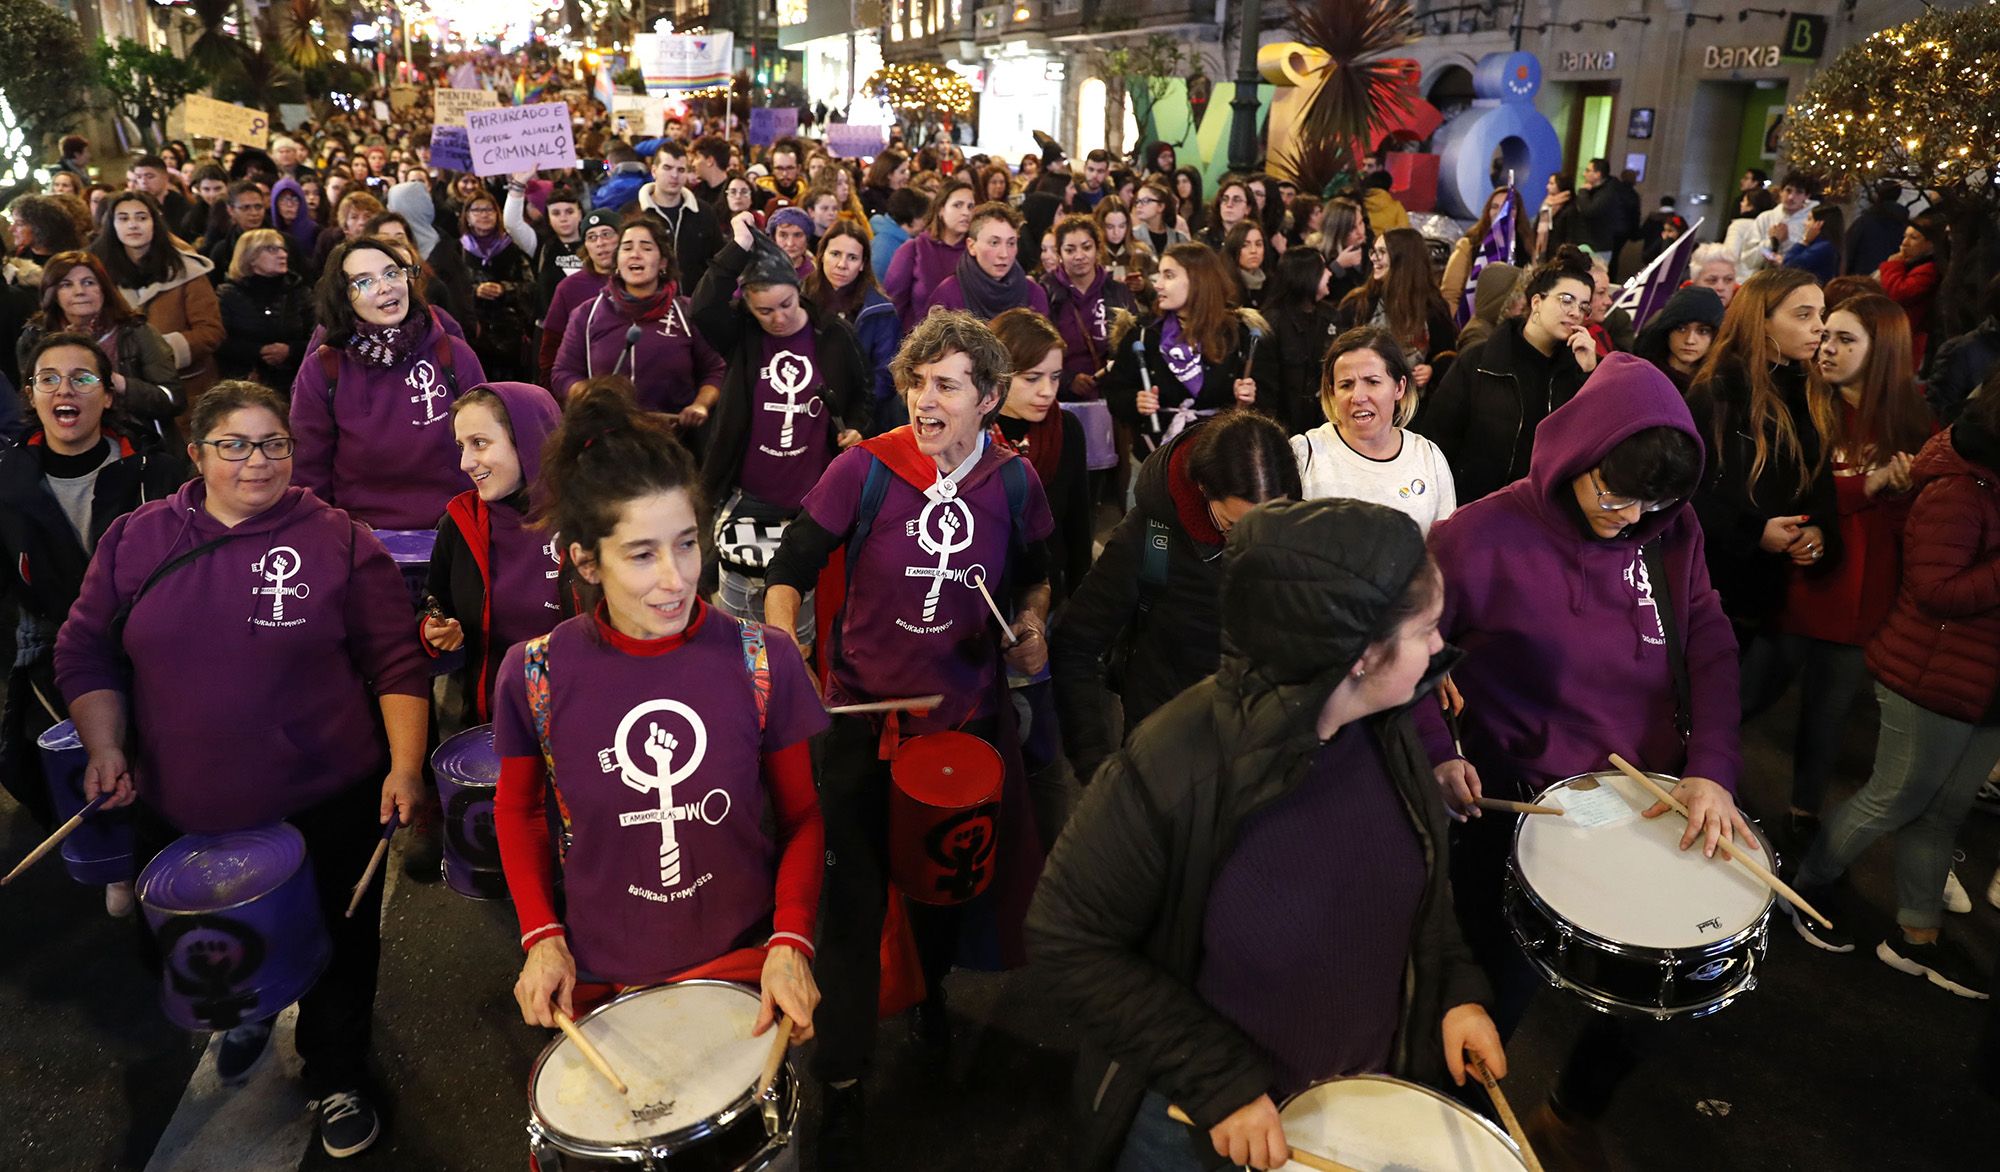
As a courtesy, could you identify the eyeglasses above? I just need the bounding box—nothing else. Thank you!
[1592,471,1673,514]
[197,437,295,461]
[347,265,410,297]
[1135,194,1162,205]
[231,201,267,214]
[1219,193,1248,206]
[32,371,103,394]
[1551,291,1586,313]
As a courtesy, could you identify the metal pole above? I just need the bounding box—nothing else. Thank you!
[1226,0,1263,173]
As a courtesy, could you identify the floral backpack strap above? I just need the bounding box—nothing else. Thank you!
[738,619,770,735]
[523,634,573,856]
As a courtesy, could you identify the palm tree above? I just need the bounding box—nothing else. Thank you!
[1287,0,1416,175]
[270,0,333,70]
[218,46,308,113]
[187,0,248,76]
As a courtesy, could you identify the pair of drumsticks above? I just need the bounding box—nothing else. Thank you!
[1166,1056,1544,1172]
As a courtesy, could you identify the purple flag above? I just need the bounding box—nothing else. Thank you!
[1457,187,1517,327]
[1615,217,1708,331]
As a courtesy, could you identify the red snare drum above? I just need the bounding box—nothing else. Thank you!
[888,733,1003,906]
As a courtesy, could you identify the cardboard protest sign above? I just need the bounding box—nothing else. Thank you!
[389,84,420,112]
[435,87,500,126]
[429,125,473,173]
[183,95,270,148]
[464,102,578,177]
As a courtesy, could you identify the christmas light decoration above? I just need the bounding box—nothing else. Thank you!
[1784,5,2000,200]
[0,94,32,188]
[863,62,972,117]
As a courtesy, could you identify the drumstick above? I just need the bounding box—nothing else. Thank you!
[555,1008,629,1095]
[754,1016,793,1102]
[1470,1056,1544,1172]
[2,794,107,886]
[1605,754,1831,929]
[343,812,400,919]
[1474,797,1564,816]
[1165,1105,1363,1172]
[826,695,945,716]
[967,571,1020,646]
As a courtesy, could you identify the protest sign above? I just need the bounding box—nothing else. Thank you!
[183,95,270,148]
[749,107,799,147]
[435,87,500,126]
[429,125,473,172]
[826,123,889,158]
[611,93,667,138]
[389,84,420,113]
[464,102,578,177]
[278,103,311,130]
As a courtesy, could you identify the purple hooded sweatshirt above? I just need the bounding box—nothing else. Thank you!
[549,288,725,412]
[471,382,566,654]
[268,177,320,251]
[883,233,966,330]
[55,483,430,833]
[1416,353,1742,796]
[289,310,489,530]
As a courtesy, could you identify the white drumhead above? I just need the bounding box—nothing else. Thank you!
[531,982,768,1145]
[1278,1076,1525,1172]
[1517,773,1773,950]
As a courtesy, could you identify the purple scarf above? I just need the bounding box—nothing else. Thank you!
[461,229,512,264]
[955,251,1033,320]
[1159,312,1205,397]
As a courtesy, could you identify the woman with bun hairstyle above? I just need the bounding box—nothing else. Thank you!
[421,381,569,728]
[492,381,827,1052]
[1100,242,1269,459]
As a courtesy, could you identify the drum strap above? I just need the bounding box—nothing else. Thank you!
[1642,540,1692,741]
[735,618,771,733]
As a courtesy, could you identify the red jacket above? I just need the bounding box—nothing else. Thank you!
[1865,428,2000,723]
[1877,254,1940,366]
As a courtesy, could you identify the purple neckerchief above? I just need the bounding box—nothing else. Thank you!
[461,229,512,263]
[1159,312,1205,397]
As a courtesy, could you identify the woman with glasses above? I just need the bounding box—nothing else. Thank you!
[93,190,226,405]
[289,236,487,531]
[1416,247,1597,503]
[1201,177,1253,250]
[1418,355,1753,1159]
[17,252,183,434]
[1129,180,1185,259]
[0,333,187,898]
[216,228,314,389]
[57,380,428,1158]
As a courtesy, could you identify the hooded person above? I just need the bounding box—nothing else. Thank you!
[1416,352,1757,1159]
[1028,498,1503,1172]
[765,205,819,283]
[1453,262,1520,355]
[422,382,571,728]
[1632,285,1725,394]
[385,182,476,327]
[692,215,871,646]
[269,176,322,254]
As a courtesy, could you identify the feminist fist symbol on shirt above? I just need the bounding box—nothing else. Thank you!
[609,699,714,890]
[909,499,974,624]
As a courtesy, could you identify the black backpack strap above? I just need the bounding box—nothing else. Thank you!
[110,533,243,646]
[1642,539,1692,741]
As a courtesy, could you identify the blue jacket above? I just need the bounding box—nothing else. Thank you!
[594,162,650,214]
[853,289,905,433]
[1782,239,1839,284]
[870,214,910,284]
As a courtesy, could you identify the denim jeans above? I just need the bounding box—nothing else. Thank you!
[1739,633,1877,816]
[1799,683,2000,930]
[1116,1090,1219,1172]
[715,567,814,651]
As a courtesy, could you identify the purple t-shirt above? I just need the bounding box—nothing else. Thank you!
[492,607,828,984]
[1196,723,1424,1097]
[486,504,563,653]
[737,326,834,511]
[802,441,1054,732]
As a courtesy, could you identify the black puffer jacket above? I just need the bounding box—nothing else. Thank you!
[216,271,315,389]
[1029,499,1492,1170]
[1051,427,1225,784]
[1414,316,1589,503]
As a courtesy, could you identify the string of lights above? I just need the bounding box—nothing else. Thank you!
[863,62,972,117]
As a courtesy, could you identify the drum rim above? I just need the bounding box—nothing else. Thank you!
[431,723,500,787]
[1277,1073,1527,1168]
[137,824,313,915]
[1507,771,1777,960]
[525,979,790,1159]
[1503,924,1764,1021]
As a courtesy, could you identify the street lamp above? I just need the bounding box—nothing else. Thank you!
[1226,0,1262,173]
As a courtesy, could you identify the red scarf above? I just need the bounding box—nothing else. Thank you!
[991,415,1063,489]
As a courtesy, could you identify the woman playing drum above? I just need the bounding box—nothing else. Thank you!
[492,383,826,1043]
[1028,498,1505,1171]
[56,381,430,1159]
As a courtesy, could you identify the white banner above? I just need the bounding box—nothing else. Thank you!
[642,31,734,90]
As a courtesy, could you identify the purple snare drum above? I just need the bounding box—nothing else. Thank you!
[432,724,508,900]
[1060,399,1117,472]
[138,824,331,1031]
[36,720,134,886]
[372,528,436,611]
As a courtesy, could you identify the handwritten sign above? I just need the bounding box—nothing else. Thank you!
[611,93,666,138]
[464,102,577,178]
[435,87,500,127]
[183,94,270,148]
[748,107,799,147]
[429,125,473,173]
[389,84,420,113]
[825,123,888,159]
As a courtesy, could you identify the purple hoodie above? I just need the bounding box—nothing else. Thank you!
[55,484,429,833]
[549,288,726,412]
[475,382,565,654]
[289,311,489,529]
[268,177,320,251]
[883,233,966,330]
[1417,353,1742,795]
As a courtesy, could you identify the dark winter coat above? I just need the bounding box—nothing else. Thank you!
[216,271,315,388]
[1413,317,1589,503]
[0,431,189,626]
[458,235,536,376]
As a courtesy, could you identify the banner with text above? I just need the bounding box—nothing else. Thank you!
[464,102,578,177]
[825,123,889,159]
[748,107,799,147]
[183,95,270,148]
[435,87,500,126]
[429,125,473,173]
[639,31,734,90]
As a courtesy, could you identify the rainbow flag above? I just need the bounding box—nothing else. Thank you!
[514,69,554,105]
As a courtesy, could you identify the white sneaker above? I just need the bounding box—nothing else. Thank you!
[1945,869,1973,914]
[104,882,134,917]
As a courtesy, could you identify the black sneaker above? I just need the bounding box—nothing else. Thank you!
[1878,934,1992,1000]
[817,1080,867,1172]
[215,1021,274,1085]
[314,1089,382,1158]
[1788,884,1855,953]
